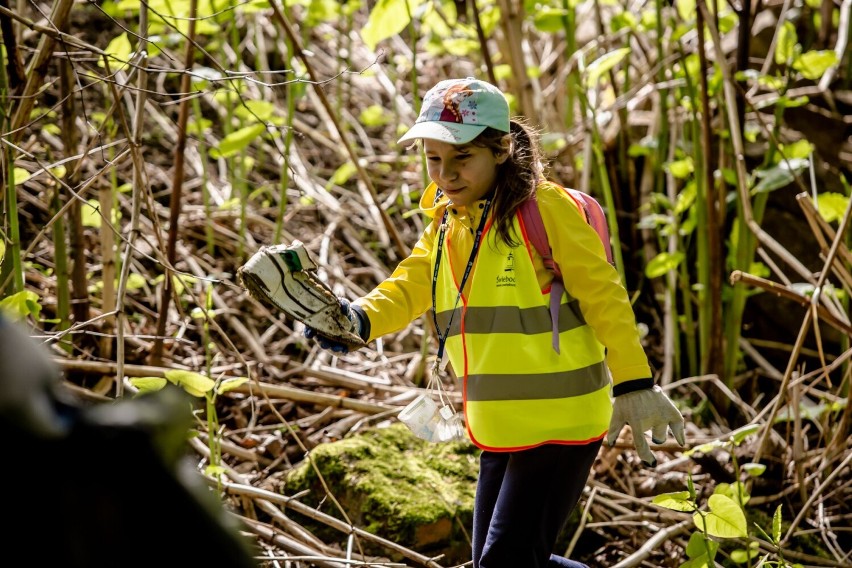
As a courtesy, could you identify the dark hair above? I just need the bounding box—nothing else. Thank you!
[471,119,545,247]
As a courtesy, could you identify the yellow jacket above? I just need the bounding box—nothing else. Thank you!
[352,181,651,389]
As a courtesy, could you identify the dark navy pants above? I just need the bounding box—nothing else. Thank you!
[472,441,602,568]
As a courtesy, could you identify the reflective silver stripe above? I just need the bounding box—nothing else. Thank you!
[466,361,609,401]
[435,303,586,337]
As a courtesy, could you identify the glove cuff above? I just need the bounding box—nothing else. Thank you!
[612,378,654,397]
[349,304,371,342]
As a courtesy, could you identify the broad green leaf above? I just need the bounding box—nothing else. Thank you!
[99,32,133,69]
[666,157,694,179]
[741,462,766,477]
[752,158,809,194]
[188,117,212,136]
[775,21,796,65]
[714,481,750,506]
[730,541,760,563]
[679,556,711,568]
[329,161,357,186]
[814,192,849,223]
[211,123,266,159]
[793,50,838,80]
[217,377,249,394]
[533,7,570,32]
[645,251,685,278]
[305,0,340,25]
[235,100,276,122]
[82,199,102,228]
[361,0,425,50]
[126,273,147,291]
[675,0,695,21]
[360,104,391,127]
[444,38,480,56]
[781,139,814,160]
[129,377,168,394]
[584,47,631,87]
[0,290,41,321]
[652,491,695,511]
[13,167,30,185]
[693,494,748,538]
[685,531,718,559]
[730,423,761,444]
[165,369,215,397]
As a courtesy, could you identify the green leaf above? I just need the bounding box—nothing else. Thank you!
[165,370,215,397]
[211,123,266,159]
[125,273,147,291]
[752,158,809,194]
[82,199,102,228]
[13,167,30,185]
[772,504,783,542]
[533,7,570,32]
[781,139,814,160]
[714,481,750,506]
[305,0,340,25]
[129,377,168,394]
[693,494,748,538]
[329,161,357,186]
[813,192,849,223]
[361,0,424,50]
[584,47,631,87]
[679,556,712,568]
[360,104,391,127]
[741,462,766,477]
[645,251,685,278]
[685,531,718,560]
[0,290,41,321]
[99,32,133,69]
[653,491,695,511]
[775,21,797,65]
[217,377,249,394]
[730,423,761,444]
[666,157,695,179]
[730,541,760,563]
[235,100,276,122]
[793,50,838,80]
[675,0,695,21]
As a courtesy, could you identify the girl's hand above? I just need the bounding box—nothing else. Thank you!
[606,385,685,467]
[304,298,369,354]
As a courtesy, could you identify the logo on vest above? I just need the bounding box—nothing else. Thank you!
[497,252,516,287]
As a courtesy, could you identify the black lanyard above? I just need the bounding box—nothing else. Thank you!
[431,198,493,366]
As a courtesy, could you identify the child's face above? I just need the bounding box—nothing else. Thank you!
[423,138,509,207]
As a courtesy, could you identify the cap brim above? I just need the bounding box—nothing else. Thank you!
[397,121,488,145]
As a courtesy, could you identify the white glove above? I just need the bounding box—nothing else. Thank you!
[606,385,685,467]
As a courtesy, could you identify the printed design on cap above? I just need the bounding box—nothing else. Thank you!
[437,84,476,125]
[420,83,483,126]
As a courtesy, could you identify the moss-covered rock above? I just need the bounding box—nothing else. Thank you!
[284,422,480,564]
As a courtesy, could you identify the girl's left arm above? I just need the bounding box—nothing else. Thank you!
[537,184,652,388]
[351,221,438,341]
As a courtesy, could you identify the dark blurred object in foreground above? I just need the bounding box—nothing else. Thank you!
[0,315,259,568]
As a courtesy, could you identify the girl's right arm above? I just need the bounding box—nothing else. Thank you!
[351,220,439,341]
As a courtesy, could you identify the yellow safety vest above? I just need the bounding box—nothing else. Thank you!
[433,211,613,451]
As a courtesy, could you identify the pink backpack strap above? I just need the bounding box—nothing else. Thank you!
[519,198,563,354]
[567,189,613,265]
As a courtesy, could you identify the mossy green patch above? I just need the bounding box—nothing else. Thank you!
[284,422,479,563]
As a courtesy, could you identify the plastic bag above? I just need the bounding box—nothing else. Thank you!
[398,380,465,443]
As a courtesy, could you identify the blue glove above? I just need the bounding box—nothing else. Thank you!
[304,298,369,354]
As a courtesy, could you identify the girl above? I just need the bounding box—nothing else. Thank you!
[307,77,685,568]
